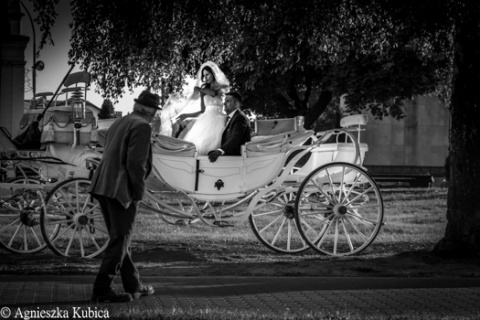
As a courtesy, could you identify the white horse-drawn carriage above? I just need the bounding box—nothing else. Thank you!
[1,72,383,258]
[0,72,102,254]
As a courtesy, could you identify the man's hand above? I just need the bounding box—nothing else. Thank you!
[208,150,222,163]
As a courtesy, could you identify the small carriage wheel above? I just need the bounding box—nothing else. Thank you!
[0,177,47,254]
[249,189,310,254]
[294,162,383,256]
[40,178,109,258]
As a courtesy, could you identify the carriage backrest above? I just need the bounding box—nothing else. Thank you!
[254,118,299,136]
[152,134,197,157]
[339,114,368,144]
[245,130,314,157]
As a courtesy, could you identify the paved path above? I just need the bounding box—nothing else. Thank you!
[1,276,480,318]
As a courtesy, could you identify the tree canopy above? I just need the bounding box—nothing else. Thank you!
[28,0,480,257]
[31,0,452,128]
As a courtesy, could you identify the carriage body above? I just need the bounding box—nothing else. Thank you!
[2,113,383,258]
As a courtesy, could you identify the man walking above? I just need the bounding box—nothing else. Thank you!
[89,90,160,302]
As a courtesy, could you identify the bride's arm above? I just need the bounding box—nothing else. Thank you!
[176,89,206,121]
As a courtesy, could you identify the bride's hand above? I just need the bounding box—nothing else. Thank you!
[175,114,186,122]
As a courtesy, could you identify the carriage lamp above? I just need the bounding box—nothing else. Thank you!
[71,90,86,122]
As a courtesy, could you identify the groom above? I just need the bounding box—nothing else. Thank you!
[208,92,251,162]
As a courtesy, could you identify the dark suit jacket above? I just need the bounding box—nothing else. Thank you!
[220,109,251,155]
[89,112,152,208]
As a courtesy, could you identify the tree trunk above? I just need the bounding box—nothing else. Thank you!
[433,5,480,258]
[304,90,333,130]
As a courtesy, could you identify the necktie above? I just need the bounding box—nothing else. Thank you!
[225,116,230,125]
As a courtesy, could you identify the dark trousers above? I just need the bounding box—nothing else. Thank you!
[92,195,140,293]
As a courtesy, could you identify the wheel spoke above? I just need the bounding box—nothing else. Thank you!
[339,166,346,203]
[64,225,78,256]
[43,218,73,227]
[341,218,355,252]
[315,218,333,249]
[324,168,338,203]
[345,211,377,226]
[7,223,22,247]
[310,179,335,204]
[29,226,43,247]
[49,223,73,243]
[78,227,85,258]
[333,219,339,255]
[259,214,284,234]
[344,215,368,240]
[88,222,108,235]
[344,187,374,206]
[270,217,287,246]
[286,220,291,250]
[23,225,28,251]
[0,218,21,233]
[86,229,102,251]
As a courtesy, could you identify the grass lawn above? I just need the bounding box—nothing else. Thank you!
[2,187,480,319]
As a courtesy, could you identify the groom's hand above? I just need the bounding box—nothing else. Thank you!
[208,150,222,163]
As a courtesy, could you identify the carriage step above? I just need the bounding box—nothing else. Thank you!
[213,220,234,227]
[174,219,191,226]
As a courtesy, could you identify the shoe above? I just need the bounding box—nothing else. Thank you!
[129,284,154,299]
[91,288,133,303]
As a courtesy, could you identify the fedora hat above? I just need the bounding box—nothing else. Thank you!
[134,90,161,110]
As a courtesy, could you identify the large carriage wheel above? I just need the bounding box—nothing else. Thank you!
[40,178,108,258]
[0,178,47,253]
[249,189,310,253]
[295,162,383,256]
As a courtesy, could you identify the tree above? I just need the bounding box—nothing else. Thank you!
[29,0,449,126]
[28,0,480,257]
[432,0,480,257]
[98,98,114,119]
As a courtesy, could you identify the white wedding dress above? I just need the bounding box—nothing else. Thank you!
[183,95,226,155]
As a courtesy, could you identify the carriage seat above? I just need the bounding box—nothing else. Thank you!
[152,134,196,157]
[245,130,313,157]
[340,114,368,128]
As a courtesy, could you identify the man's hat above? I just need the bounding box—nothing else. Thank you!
[134,90,161,110]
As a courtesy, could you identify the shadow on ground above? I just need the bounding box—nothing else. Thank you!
[1,245,479,278]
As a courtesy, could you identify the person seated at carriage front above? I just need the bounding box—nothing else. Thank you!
[208,91,251,163]
[88,90,158,303]
[174,61,230,155]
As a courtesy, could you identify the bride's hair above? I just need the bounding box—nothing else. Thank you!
[201,66,216,84]
[195,61,229,92]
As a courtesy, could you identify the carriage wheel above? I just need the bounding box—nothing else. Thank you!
[295,162,383,256]
[40,178,108,258]
[0,177,47,253]
[249,189,310,253]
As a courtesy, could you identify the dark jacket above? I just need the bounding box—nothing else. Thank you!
[220,109,251,155]
[89,112,152,208]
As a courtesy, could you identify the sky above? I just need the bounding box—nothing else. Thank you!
[21,1,147,115]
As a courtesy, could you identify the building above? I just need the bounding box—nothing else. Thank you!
[1,0,29,136]
[362,95,449,184]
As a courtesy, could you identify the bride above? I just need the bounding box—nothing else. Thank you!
[165,61,230,155]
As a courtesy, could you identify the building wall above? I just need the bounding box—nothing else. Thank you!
[1,0,28,136]
[362,96,449,170]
